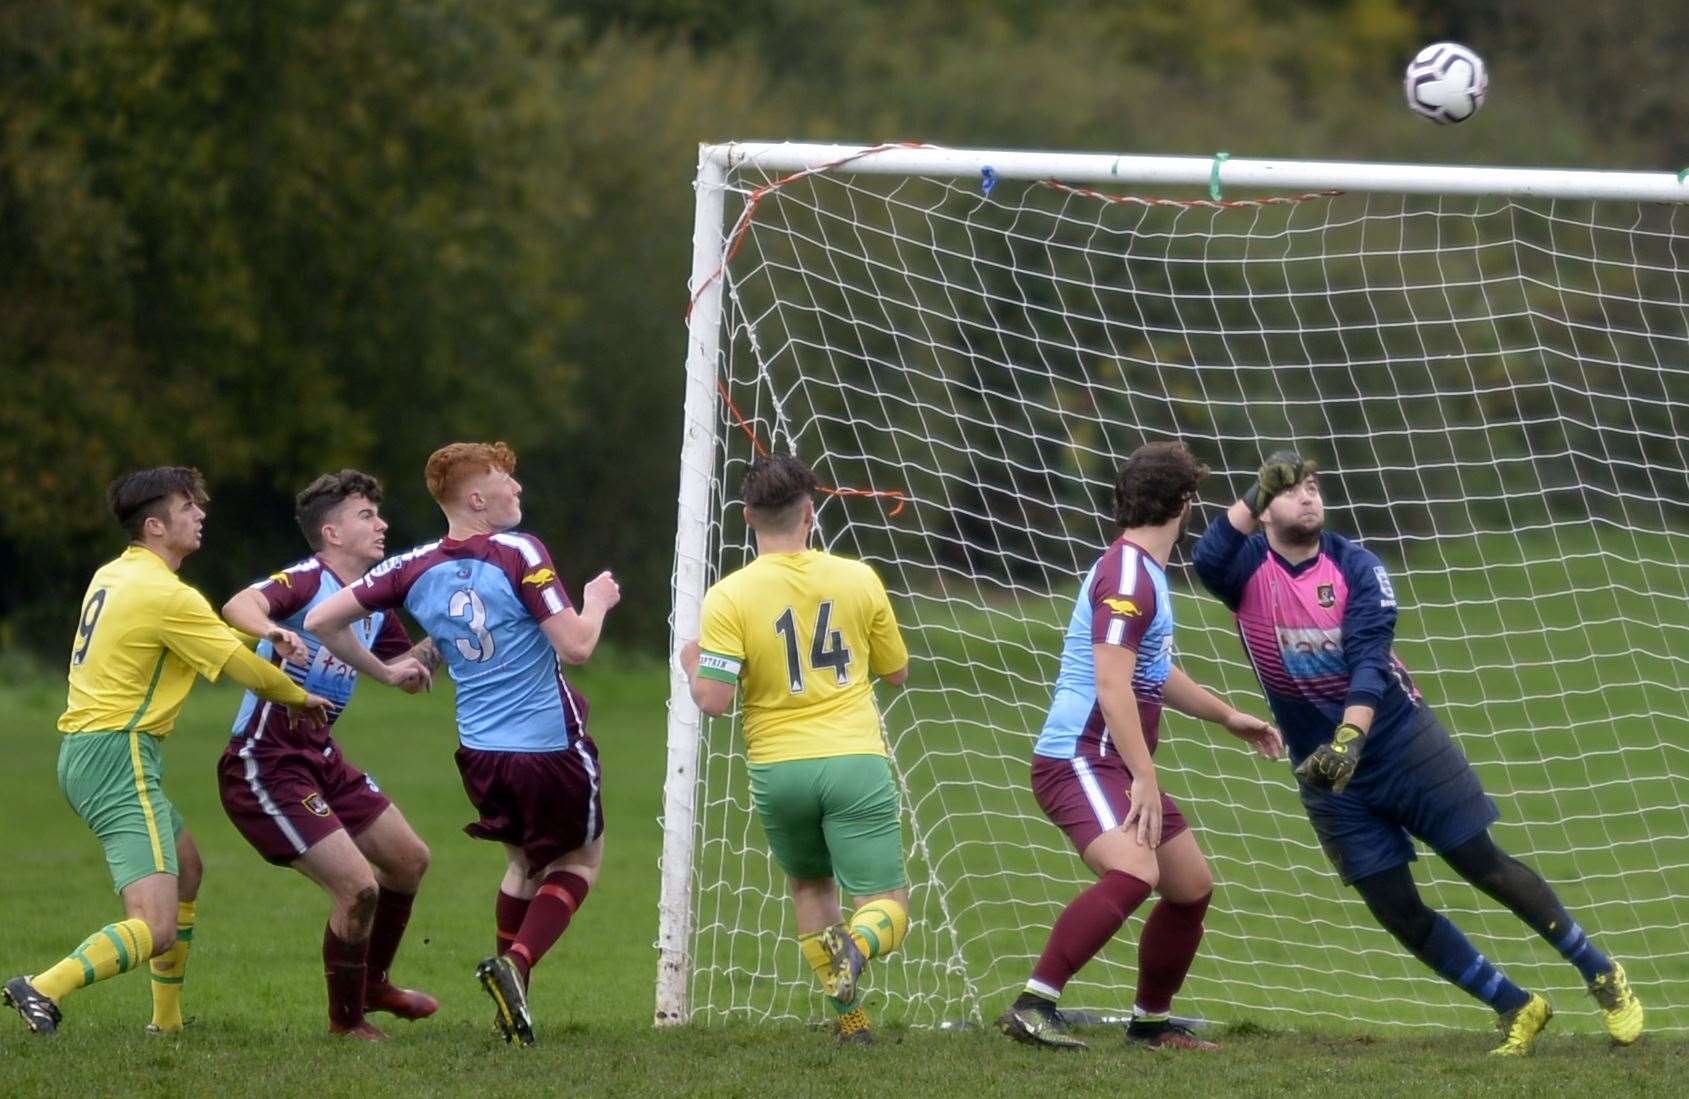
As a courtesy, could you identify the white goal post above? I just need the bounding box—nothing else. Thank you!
[659,142,1689,1032]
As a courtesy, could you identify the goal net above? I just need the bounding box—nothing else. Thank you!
[660,143,1689,1035]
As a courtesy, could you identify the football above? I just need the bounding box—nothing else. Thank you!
[1403,41,1487,124]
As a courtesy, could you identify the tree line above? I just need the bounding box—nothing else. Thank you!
[4,0,1684,660]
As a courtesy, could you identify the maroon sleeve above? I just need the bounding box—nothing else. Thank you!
[370,610,414,661]
[494,533,573,624]
[1089,544,1159,652]
[356,551,418,612]
[250,563,324,620]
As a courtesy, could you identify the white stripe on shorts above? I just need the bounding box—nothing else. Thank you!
[1071,757,1118,832]
[574,738,600,841]
[239,702,309,855]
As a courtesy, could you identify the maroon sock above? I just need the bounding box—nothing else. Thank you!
[496,890,531,958]
[323,925,369,1028]
[507,872,590,984]
[1028,870,1153,998]
[1134,893,1212,1015]
[364,888,415,991]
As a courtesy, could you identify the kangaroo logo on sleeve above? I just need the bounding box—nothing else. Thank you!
[1103,596,1140,617]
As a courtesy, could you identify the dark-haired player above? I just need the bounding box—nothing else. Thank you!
[998,442,1282,1052]
[219,469,439,1040]
[1192,450,1642,1054]
[5,467,330,1036]
[680,453,911,1045]
[306,442,620,1046]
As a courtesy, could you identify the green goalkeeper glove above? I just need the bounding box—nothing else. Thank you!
[1294,722,1367,794]
[1244,450,1318,517]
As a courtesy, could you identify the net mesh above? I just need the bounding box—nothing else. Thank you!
[675,149,1689,1033]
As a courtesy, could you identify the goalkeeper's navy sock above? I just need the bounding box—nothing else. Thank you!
[1134,892,1210,1015]
[1423,914,1529,1013]
[1547,920,1612,983]
[1027,870,1152,1000]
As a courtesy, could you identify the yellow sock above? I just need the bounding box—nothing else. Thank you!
[849,898,908,961]
[149,900,195,1031]
[32,918,153,1004]
[799,930,861,1013]
[837,1005,872,1036]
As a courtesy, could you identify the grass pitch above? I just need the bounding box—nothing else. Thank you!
[1,571,1684,1098]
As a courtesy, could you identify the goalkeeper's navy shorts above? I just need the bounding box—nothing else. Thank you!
[1298,707,1498,885]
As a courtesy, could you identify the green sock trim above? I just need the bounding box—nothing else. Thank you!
[71,951,97,986]
[854,924,882,958]
[150,974,184,985]
[176,927,194,942]
[100,926,132,972]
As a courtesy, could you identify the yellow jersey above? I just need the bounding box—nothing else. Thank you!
[58,546,244,737]
[698,549,908,765]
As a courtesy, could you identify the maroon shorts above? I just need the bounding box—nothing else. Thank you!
[218,738,392,865]
[1031,752,1188,856]
[454,736,603,874]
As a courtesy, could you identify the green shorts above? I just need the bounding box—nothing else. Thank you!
[747,754,907,897]
[58,731,185,894]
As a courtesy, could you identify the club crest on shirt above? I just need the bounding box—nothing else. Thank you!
[1317,583,1336,608]
[522,568,556,587]
[302,793,331,818]
[456,566,473,579]
[1103,596,1140,617]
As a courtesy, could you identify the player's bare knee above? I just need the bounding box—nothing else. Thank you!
[145,919,177,957]
[342,883,380,934]
[387,838,430,891]
[1166,870,1213,905]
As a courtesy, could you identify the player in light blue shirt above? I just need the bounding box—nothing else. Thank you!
[307,442,620,1047]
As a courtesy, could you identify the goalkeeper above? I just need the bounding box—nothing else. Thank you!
[1191,450,1643,1055]
[680,454,911,1046]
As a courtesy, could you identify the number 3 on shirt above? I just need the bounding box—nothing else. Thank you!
[449,587,496,663]
[774,602,852,692]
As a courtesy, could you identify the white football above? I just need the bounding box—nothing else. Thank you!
[1403,42,1487,124]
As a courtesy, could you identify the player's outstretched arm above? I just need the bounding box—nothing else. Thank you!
[1095,644,1164,848]
[543,570,621,665]
[303,586,432,692]
[222,587,307,664]
[678,639,736,716]
[220,645,331,725]
[1162,665,1283,761]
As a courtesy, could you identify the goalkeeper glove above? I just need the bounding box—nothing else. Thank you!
[1244,449,1318,517]
[1294,722,1367,794]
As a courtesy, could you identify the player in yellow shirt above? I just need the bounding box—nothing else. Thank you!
[3,467,344,1037]
[681,455,910,1045]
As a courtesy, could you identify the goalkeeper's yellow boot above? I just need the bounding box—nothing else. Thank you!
[1489,993,1552,1056]
[1588,963,1643,1045]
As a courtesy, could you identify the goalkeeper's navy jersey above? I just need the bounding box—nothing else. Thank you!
[1192,516,1423,765]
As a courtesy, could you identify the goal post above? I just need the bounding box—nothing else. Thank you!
[659,141,1689,1032]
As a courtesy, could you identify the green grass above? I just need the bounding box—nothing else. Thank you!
[2,525,1686,1099]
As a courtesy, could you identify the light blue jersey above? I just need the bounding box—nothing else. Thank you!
[230,556,409,741]
[1034,538,1175,761]
[356,532,587,752]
